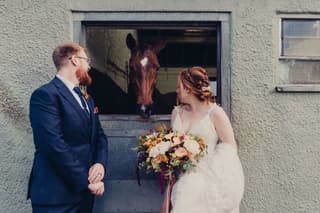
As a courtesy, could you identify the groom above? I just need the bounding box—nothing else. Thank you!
[28,42,108,212]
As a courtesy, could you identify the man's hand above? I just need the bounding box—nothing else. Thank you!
[88,163,105,183]
[88,182,104,196]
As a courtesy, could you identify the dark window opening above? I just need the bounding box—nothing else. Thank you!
[138,29,217,67]
[84,23,219,115]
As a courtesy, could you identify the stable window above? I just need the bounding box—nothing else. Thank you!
[72,12,231,114]
[83,24,219,114]
[277,18,320,92]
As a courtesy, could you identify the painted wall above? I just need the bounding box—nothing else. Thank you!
[0,0,319,212]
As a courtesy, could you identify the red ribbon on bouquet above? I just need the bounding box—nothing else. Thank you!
[160,170,165,194]
[160,173,176,213]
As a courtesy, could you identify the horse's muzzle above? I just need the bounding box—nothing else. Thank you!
[137,104,153,119]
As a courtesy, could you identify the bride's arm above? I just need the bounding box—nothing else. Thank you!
[210,105,238,149]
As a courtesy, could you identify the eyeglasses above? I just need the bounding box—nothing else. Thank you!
[69,56,91,64]
[76,56,91,64]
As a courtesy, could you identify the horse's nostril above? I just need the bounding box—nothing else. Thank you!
[137,104,152,119]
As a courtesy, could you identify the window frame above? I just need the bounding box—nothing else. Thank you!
[276,15,320,93]
[72,11,232,115]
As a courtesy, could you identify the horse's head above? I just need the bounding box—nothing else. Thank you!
[126,33,165,118]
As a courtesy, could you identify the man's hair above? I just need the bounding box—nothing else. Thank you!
[52,42,83,70]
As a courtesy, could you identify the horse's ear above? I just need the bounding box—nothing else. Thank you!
[126,33,136,52]
[152,40,166,54]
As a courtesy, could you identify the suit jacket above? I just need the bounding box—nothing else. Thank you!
[28,77,108,205]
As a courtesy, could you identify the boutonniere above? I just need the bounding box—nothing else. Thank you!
[93,107,99,114]
[79,85,90,100]
[83,92,90,100]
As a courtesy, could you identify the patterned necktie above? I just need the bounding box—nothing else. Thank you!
[73,86,90,116]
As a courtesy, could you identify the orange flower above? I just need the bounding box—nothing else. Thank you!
[198,140,206,150]
[175,147,188,158]
[161,155,169,163]
[153,155,163,164]
[151,141,158,146]
[143,141,153,148]
[84,92,90,100]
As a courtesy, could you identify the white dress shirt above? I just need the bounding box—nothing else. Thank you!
[56,74,89,111]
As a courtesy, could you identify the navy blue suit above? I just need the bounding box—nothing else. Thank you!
[28,77,108,212]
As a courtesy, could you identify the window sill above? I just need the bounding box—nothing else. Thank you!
[275,84,320,93]
[279,56,320,61]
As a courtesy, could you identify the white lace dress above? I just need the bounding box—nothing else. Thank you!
[170,104,244,213]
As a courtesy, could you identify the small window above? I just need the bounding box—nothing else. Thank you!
[280,19,320,84]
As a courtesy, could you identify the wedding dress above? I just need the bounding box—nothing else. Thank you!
[170,104,244,213]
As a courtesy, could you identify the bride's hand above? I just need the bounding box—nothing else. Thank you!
[88,181,104,196]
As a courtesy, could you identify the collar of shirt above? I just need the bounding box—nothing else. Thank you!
[56,74,77,92]
[56,74,88,110]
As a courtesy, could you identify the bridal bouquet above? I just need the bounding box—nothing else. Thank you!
[134,124,207,193]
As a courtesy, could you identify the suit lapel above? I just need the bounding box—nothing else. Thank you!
[52,77,91,133]
[87,98,96,144]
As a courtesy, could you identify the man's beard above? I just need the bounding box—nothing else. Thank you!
[76,69,92,86]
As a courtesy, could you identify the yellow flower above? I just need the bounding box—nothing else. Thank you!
[154,123,167,132]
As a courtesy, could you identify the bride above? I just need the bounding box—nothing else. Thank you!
[163,66,244,213]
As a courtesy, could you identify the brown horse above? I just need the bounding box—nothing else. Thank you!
[126,33,176,118]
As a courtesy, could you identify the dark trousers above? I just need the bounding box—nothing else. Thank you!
[32,193,94,213]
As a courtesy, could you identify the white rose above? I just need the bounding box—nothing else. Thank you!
[157,141,171,155]
[149,142,170,157]
[149,146,160,157]
[184,139,200,155]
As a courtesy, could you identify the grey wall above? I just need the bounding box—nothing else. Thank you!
[0,0,319,212]
[0,1,71,212]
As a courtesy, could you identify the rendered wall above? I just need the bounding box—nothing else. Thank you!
[0,0,319,212]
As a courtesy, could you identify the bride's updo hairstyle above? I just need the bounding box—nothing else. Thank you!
[180,66,213,103]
